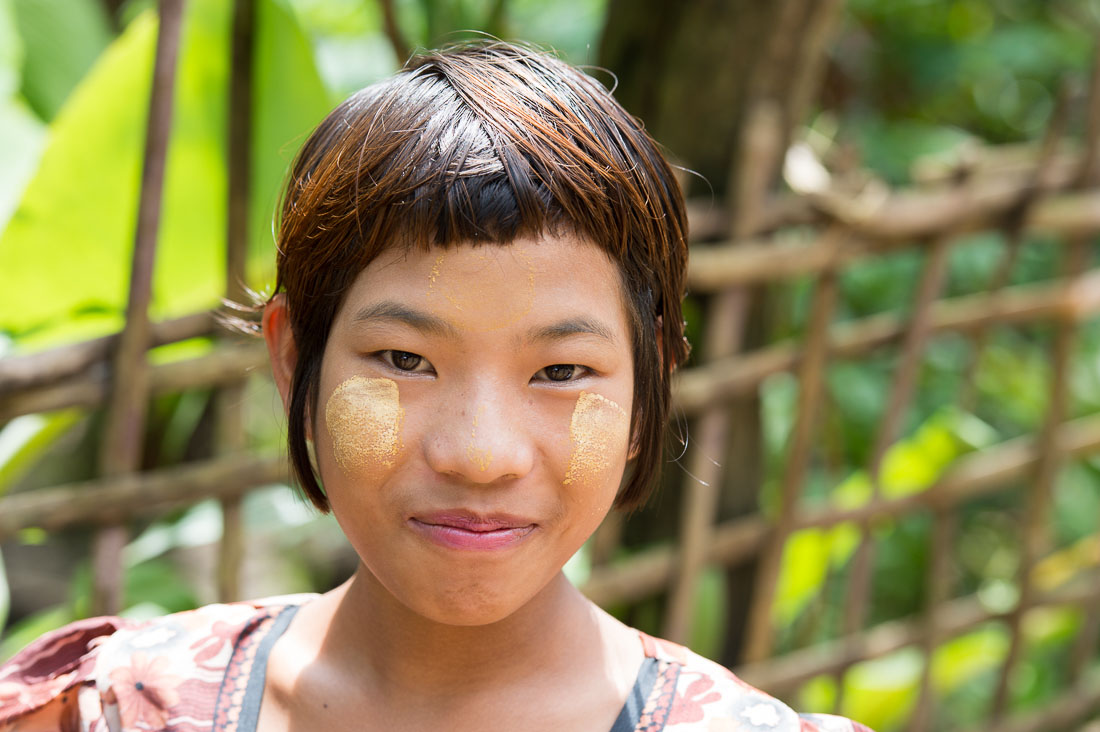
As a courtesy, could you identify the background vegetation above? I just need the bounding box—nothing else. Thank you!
[2,1,1099,730]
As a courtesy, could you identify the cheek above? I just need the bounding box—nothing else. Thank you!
[324,376,405,475]
[563,391,630,489]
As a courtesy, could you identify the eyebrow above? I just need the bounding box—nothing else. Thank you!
[349,301,618,345]
[349,301,460,338]
[525,317,618,345]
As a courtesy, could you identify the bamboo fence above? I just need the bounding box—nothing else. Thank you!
[1,2,1100,730]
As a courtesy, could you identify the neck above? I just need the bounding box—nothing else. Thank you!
[323,564,603,696]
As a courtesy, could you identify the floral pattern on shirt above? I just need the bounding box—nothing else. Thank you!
[638,633,873,732]
[0,597,873,732]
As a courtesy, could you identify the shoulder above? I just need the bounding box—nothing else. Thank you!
[638,633,875,732]
[0,594,315,732]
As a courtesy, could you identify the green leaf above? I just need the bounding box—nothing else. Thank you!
[0,0,22,98]
[123,559,200,612]
[124,500,224,566]
[70,558,199,617]
[931,624,1008,692]
[774,408,997,626]
[796,675,837,717]
[0,0,47,233]
[773,528,831,627]
[0,10,156,343]
[12,0,111,120]
[0,410,83,496]
[0,0,332,350]
[249,0,335,290]
[0,96,45,233]
[1022,606,1079,648]
[841,648,922,730]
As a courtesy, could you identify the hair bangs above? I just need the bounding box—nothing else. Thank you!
[269,42,689,513]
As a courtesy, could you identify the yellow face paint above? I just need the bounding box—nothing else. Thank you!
[564,392,630,487]
[466,404,493,472]
[426,248,535,332]
[325,376,404,473]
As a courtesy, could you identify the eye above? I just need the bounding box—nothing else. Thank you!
[537,364,580,382]
[382,350,433,373]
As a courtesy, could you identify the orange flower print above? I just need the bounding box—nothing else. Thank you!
[107,652,183,729]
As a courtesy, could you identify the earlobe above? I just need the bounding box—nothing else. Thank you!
[262,294,297,416]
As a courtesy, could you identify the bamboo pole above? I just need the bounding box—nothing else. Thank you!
[4,165,1098,405]
[0,453,286,541]
[579,411,1100,609]
[910,87,1073,732]
[673,271,1100,416]
[4,217,1096,404]
[583,515,769,608]
[663,289,744,643]
[991,52,1100,720]
[832,233,952,715]
[1066,44,1100,690]
[4,182,1099,406]
[912,143,1082,186]
[0,313,213,395]
[91,0,185,616]
[0,341,268,423]
[805,170,1092,243]
[686,146,1092,242]
[215,0,255,604]
[735,575,1100,695]
[907,508,956,732]
[685,185,1100,292]
[4,412,1099,604]
[742,227,844,662]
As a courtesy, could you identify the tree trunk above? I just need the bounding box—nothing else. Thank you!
[599,0,842,665]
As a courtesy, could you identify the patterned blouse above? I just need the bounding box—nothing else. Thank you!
[0,596,873,732]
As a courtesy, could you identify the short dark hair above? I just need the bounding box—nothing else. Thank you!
[269,41,689,512]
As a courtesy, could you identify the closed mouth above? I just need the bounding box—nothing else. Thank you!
[408,511,537,551]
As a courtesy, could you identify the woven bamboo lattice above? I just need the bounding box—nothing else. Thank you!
[2,2,1100,730]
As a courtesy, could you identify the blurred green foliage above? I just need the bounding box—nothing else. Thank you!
[840,0,1097,181]
[1,1,1099,730]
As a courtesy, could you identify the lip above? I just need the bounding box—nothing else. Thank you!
[408,510,537,552]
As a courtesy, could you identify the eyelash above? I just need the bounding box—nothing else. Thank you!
[378,350,434,374]
[534,364,591,383]
[375,350,590,383]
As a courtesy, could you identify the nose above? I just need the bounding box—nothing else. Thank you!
[423,390,535,484]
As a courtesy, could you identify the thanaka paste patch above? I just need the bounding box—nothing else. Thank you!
[325,376,404,473]
[564,391,629,487]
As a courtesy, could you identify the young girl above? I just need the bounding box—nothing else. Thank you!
[0,43,871,732]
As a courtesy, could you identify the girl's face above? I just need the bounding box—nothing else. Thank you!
[312,234,635,625]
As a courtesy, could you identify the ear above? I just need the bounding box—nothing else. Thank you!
[262,293,297,416]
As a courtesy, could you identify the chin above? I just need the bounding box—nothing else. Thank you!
[409,582,532,627]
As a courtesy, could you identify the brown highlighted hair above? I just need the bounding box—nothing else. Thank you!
[271,41,689,512]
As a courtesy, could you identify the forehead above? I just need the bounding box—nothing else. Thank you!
[337,234,632,337]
